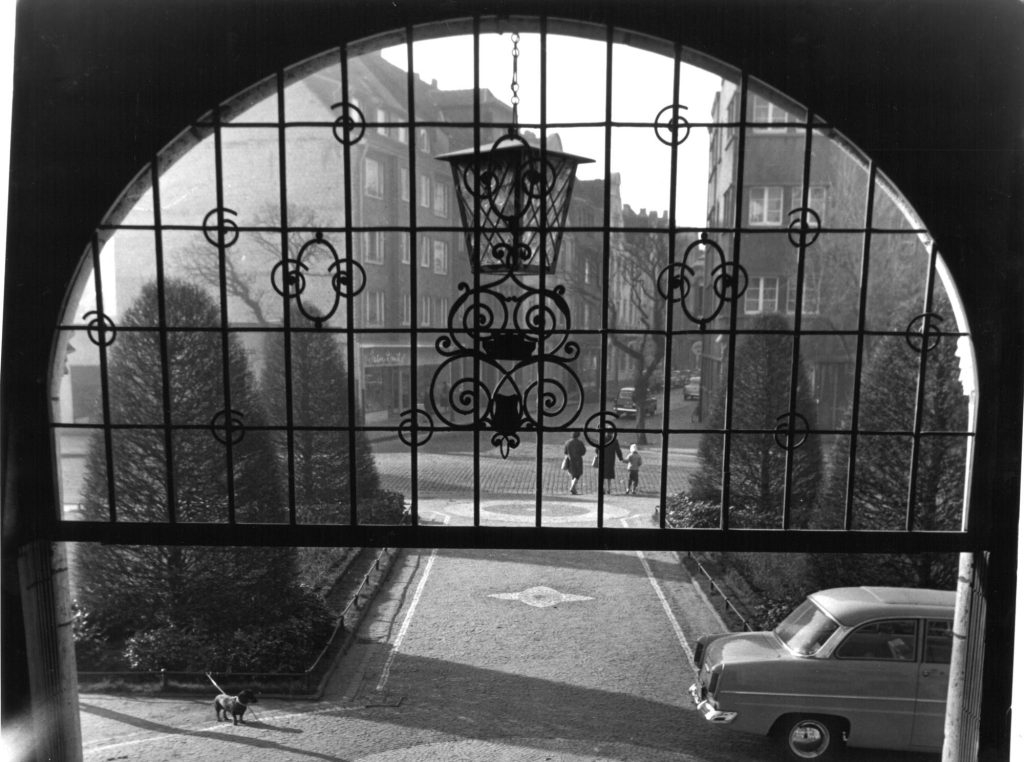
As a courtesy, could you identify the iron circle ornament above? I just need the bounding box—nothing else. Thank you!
[773,411,810,452]
[83,310,117,347]
[270,258,307,299]
[202,207,239,248]
[330,101,366,145]
[584,410,619,449]
[272,231,362,326]
[654,104,692,146]
[210,408,246,445]
[657,261,693,302]
[398,407,434,448]
[787,207,822,247]
[906,312,944,353]
[712,260,749,303]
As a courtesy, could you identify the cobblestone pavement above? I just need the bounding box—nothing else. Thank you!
[370,435,698,509]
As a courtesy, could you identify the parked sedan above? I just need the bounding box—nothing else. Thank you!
[683,372,701,400]
[690,586,956,760]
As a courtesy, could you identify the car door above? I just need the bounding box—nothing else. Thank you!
[912,619,953,750]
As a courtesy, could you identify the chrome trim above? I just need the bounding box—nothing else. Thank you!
[689,683,738,724]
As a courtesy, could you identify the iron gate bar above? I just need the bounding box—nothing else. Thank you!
[396,30,419,526]
[89,231,117,523]
[341,45,361,526]
[905,241,941,532]
[597,23,615,530]
[212,103,239,525]
[780,109,817,531]
[275,68,299,526]
[150,161,179,524]
[848,160,880,529]
[471,17,482,528]
[719,72,751,531]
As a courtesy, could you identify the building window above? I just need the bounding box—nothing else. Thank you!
[787,276,821,315]
[418,174,431,209]
[416,127,431,153]
[749,186,783,225]
[751,95,795,131]
[432,239,449,275]
[365,156,383,198]
[365,290,385,325]
[401,291,411,326]
[399,234,410,264]
[745,276,780,314]
[400,167,409,202]
[790,185,827,224]
[362,231,384,264]
[433,181,449,217]
[420,294,431,325]
[439,296,449,322]
[375,107,389,136]
[419,235,431,267]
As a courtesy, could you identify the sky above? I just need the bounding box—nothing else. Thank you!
[382,32,723,227]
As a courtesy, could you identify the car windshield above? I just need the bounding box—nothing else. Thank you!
[774,599,840,656]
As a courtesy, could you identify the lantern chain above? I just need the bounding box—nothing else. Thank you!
[510,32,520,128]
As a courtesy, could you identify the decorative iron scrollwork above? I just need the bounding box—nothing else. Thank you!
[202,208,239,248]
[210,408,246,445]
[83,310,117,347]
[657,232,745,329]
[654,104,691,146]
[773,411,810,451]
[270,231,364,328]
[787,207,821,247]
[330,101,366,145]
[905,312,944,353]
[399,407,434,448]
[427,265,584,457]
[584,409,619,449]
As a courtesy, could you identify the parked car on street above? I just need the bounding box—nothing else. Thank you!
[689,586,956,760]
[613,386,657,417]
[683,372,701,400]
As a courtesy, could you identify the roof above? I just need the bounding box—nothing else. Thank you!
[810,586,956,626]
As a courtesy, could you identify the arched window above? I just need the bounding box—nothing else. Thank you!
[51,18,975,554]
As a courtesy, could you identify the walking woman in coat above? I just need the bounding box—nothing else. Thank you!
[597,438,623,494]
[564,431,586,494]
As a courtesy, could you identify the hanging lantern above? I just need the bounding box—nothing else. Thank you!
[435,33,592,275]
[437,131,591,275]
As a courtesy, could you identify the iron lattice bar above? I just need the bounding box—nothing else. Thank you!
[275,67,299,526]
[150,162,178,524]
[844,161,879,530]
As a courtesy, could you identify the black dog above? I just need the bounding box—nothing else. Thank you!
[214,689,257,725]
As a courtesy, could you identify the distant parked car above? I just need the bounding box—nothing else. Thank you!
[689,586,956,760]
[613,387,656,417]
[671,370,687,387]
[683,372,701,400]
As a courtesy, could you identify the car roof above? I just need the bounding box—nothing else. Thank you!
[809,586,955,625]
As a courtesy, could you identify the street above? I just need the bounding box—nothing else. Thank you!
[78,506,938,761]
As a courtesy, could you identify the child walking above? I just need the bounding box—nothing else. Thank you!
[625,443,642,495]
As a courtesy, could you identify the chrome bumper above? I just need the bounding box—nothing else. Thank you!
[689,683,737,724]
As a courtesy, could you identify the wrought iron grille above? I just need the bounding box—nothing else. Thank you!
[50,17,977,552]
